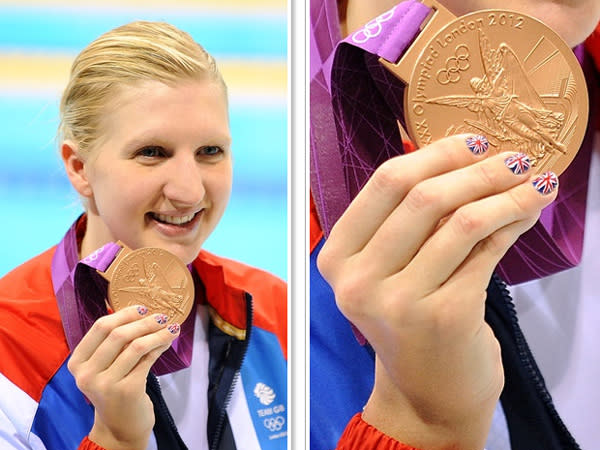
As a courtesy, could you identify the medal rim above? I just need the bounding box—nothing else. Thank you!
[403,8,589,175]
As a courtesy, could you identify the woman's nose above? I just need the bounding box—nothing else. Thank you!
[162,156,206,207]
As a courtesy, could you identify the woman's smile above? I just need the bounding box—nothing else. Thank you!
[75,79,232,264]
[147,210,205,237]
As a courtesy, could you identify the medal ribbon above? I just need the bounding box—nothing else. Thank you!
[310,0,597,285]
[52,217,197,376]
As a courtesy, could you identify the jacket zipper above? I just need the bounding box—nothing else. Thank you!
[149,373,188,449]
[209,292,253,450]
[492,273,581,449]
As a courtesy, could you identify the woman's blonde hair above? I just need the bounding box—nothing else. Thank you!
[59,20,227,157]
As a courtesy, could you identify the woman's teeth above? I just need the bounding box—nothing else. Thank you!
[153,212,196,225]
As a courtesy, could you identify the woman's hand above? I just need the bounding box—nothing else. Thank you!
[68,305,180,450]
[317,135,558,450]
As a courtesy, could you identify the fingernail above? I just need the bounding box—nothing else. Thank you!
[137,305,148,316]
[504,153,530,174]
[466,135,489,155]
[168,323,180,334]
[155,314,168,325]
[532,172,559,195]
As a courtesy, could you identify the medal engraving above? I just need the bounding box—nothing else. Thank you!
[382,4,588,175]
[105,246,194,325]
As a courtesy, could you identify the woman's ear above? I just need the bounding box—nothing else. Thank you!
[61,141,92,198]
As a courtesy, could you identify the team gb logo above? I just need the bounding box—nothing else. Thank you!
[254,382,276,406]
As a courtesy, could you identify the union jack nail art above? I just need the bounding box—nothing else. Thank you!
[532,172,559,195]
[466,135,489,155]
[137,305,148,315]
[504,153,530,174]
[168,323,181,334]
[155,314,168,325]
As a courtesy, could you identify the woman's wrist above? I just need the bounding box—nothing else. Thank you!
[362,364,498,450]
[88,421,151,450]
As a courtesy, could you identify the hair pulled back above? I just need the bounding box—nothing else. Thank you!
[59,21,226,157]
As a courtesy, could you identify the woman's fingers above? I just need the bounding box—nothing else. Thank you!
[419,216,542,342]
[70,305,151,365]
[336,168,557,334]
[441,213,541,304]
[107,323,180,380]
[124,342,173,382]
[69,305,180,384]
[361,152,535,276]
[401,171,558,292]
[83,312,170,373]
[324,134,489,261]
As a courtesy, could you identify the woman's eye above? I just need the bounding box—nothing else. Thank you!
[202,146,222,156]
[199,146,224,158]
[138,146,164,158]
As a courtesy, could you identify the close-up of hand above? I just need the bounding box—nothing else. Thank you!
[67,305,180,450]
[317,135,559,450]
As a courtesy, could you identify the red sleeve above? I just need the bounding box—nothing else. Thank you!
[336,413,423,450]
[310,193,324,253]
[78,436,107,450]
[584,21,600,71]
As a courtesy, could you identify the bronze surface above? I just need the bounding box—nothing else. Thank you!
[386,6,589,175]
[106,246,194,325]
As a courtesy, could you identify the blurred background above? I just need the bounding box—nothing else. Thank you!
[0,0,287,280]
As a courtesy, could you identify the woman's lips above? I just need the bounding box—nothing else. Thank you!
[147,210,204,236]
[152,212,197,225]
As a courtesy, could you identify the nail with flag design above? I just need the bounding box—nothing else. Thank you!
[532,172,559,195]
[466,135,489,155]
[504,153,531,174]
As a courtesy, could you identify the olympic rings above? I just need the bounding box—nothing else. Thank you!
[436,44,471,85]
[352,6,396,44]
[124,263,141,282]
[263,416,285,432]
[82,246,104,263]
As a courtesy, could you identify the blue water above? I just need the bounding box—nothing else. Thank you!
[0,6,286,58]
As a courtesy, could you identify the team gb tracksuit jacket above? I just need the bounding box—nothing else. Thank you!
[0,218,287,450]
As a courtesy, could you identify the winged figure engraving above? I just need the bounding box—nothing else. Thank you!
[426,30,570,166]
[117,259,189,317]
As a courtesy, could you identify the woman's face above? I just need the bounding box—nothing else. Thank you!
[343,0,600,47]
[72,79,232,264]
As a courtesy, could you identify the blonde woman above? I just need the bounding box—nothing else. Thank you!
[0,21,286,450]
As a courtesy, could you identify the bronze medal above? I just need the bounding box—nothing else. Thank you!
[98,242,194,325]
[381,0,589,175]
